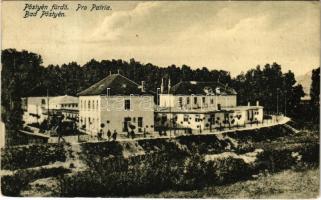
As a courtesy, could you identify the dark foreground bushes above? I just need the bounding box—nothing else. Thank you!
[256,143,319,172]
[54,140,319,197]
[55,153,269,197]
[1,167,71,196]
[55,153,211,197]
[1,144,68,170]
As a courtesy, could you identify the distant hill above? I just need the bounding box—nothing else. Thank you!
[296,71,312,99]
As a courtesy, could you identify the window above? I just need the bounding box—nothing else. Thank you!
[138,117,143,127]
[92,100,95,110]
[88,101,90,109]
[195,114,201,122]
[96,100,98,110]
[178,97,183,108]
[124,99,131,110]
[224,113,229,119]
[123,117,131,131]
[186,97,190,104]
[41,99,46,104]
[194,97,198,104]
[184,114,189,122]
[202,97,206,104]
[210,98,214,104]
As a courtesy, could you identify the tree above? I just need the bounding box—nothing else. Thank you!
[1,49,43,145]
[310,67,320,122]
[310,67,320,107]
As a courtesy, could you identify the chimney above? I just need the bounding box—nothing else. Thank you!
[248,102,250,107]
[109,71,112,76]
[256,100,259,106]
[117,69,120,74]
[141,81,145,92]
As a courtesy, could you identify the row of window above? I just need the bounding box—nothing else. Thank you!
[80,100,100,110]
[178,96,234,106]
[61,103,78,108]
[80,117,99,129]
[80,99,131,111]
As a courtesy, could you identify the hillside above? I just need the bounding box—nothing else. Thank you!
[1,124,319,197]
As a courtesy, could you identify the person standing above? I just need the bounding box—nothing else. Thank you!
[98,129,103,141]
[112,130,117,141]
[107,129,111,141]
[130,129,135,139]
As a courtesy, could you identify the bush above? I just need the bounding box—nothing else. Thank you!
[1,144,67,170]
[1,167,71,196]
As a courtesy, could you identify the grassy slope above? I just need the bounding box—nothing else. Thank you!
[142,167,319,199]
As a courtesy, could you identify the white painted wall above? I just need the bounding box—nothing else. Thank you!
[159,94,237,109]
[79,95,155,136]
[155,107,264,131]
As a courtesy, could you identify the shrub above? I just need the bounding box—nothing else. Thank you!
[1,144,67,170]
[1,167,70,196]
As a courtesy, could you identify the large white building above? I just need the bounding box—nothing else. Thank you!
[77,73,154,136]
[156,80,263,132]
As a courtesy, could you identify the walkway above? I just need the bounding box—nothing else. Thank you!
[50,115,292,144]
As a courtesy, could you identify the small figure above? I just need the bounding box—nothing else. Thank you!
[107,129,111,141]
[98,129,103,141]
[130,129,135,139]
[112,130,117,141]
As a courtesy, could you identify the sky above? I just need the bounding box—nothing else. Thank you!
[2,1,320,77]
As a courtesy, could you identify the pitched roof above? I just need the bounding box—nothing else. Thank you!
[77,74,151,96]
[49,95,78,105]
[169,81,237,95]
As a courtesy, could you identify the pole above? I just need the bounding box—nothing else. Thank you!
[47,88,49,128]
[284,93,287,116]
[276,88,279,115]
[169,105,171,138]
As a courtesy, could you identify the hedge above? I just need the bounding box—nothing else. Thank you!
[1,144,68,170]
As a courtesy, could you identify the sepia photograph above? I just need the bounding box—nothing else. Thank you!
[1,0,320,198]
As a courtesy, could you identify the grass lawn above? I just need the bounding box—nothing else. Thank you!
[142,167,319,199]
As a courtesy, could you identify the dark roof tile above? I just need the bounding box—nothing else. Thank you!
[77,74,151,96]
[169,81,237,95]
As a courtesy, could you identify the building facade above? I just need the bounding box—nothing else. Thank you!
[78,73,154,136]
[22,95,78,125]
[156,80,263,131]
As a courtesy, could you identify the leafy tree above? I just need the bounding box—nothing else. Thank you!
[310,67,320,122]
[310,67,320,107]
[1,49,43,145]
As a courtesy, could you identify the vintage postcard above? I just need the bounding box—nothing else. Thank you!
[1,0,320,198]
